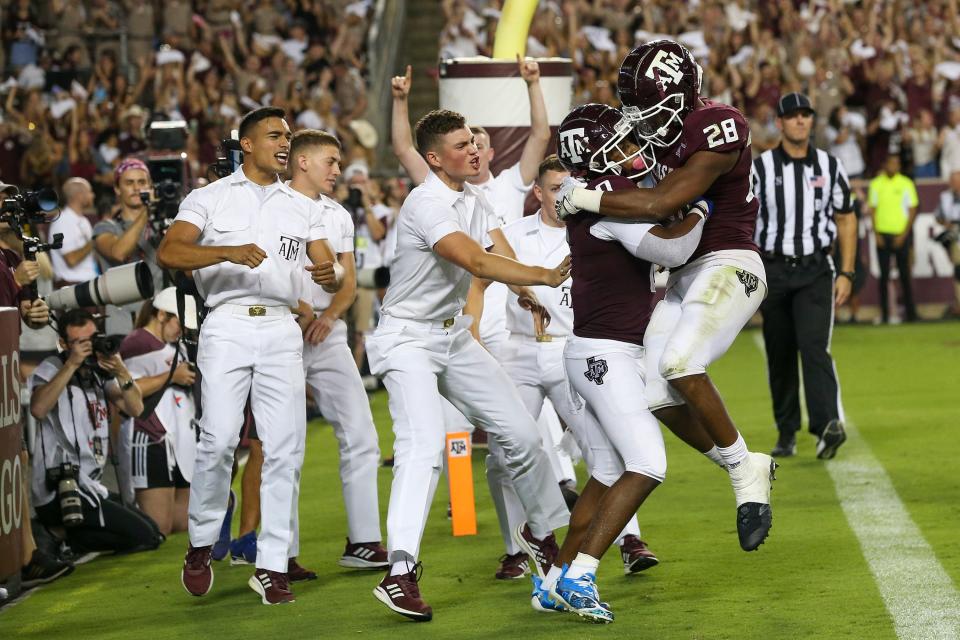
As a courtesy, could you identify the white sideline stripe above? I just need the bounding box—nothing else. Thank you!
[750,333,960,639]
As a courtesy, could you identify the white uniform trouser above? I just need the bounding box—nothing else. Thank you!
[303,319,382,544]
[565,337,667,483]
[188,311,306,573]
[366,316,569,563]
[493,336,640,553]
[645,261,767,410]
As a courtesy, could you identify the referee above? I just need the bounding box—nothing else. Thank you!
[751,92,857,460]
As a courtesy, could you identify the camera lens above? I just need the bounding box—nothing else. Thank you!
[58,477,84,527]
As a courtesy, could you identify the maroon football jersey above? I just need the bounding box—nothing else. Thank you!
[567,174,655,346]
[651,100,759,262]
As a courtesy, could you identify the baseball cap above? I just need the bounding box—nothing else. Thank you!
[153,287,199,330]
[777,92,815,117]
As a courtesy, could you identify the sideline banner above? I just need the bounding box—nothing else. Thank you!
[0,307,24,582]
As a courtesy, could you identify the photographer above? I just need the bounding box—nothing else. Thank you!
[29,308,163,554]
[121,288,198,536]
[0,215,49,329]
[937,171,960,317]
[92,158,162,334]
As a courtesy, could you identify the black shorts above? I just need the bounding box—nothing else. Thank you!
[131,431,189,490]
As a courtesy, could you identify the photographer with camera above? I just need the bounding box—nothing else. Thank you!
[937,171,960,318]
[29,308,163,555]
[0,182,51,329]
[92,158,162,334]
[121,288,198,536]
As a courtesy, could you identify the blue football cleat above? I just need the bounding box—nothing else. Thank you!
[211,490,236,561]
[530,576,565,613]
[550,570,613,624]
[229,530,257,566]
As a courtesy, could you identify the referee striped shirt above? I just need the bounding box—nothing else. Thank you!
[751,145,853,257]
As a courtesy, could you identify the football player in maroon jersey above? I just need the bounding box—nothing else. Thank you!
[524,104,712,623]
[556,41,777,556]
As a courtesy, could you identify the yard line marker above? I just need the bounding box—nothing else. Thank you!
[751,332,960,639]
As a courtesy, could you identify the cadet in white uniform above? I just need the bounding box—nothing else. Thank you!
[368,110,570,622]
[287,130,388,569]
[159,107,343,606]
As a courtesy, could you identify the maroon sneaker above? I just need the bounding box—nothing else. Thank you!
[620,535,659,574]
[181,545,213,596]
[373,562,432,622]
[512,523,558,579]
[287,557,318,582]
[248,569,295,605]
[339,538,389,569]
[494,552,530,580]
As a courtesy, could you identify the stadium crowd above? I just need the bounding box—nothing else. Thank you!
[2,0,959,613]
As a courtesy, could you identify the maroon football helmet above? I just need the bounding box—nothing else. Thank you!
[618,39,703,149]
[556,103,655,180]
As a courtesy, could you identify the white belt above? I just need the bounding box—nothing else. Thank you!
[509,333,567,344]
[378,314,461,331]
[212,303,291,317]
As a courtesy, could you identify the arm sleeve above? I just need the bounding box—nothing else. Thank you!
[308,201,328,242]
[418,200,462,248]
[91,218,121,240]
[633,217,705,267]
[589,219,654,252]
[174,188,210,230]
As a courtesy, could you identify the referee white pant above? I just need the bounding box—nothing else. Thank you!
[493,336,641,553]
[188,310,306,573]
[303,319,382,544]
[366,315,569,563]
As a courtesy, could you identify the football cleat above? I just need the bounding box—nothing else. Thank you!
[495,552,530,580]
[181,545,214,597]
[619,535,659,574]
[512,523,559,579]
[729,452,777,551]
[248,568,295,605]
[339,539,389,569]
[816,420,847,460]
[550,568,613,624]
[530,575,565,613]
[373,562,432,622]
[230,531,257,565]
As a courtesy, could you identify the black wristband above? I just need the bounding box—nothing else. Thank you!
[838,271,855,281]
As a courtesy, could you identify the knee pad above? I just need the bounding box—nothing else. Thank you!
[660,343,706,381]
[623,449,667,484]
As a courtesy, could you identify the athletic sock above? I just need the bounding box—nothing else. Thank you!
[390,559,414,576]
[717,433,748,469]
[542,564,563,591]
[703,446,725,468]
[565,553,600,580]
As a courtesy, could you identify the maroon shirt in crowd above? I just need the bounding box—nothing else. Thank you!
[568,175,655,346]
[652,100,759,263]
[0,248,27,309]
[119,328,168,442]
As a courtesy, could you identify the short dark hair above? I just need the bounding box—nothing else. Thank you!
[290,129,342,161]
[536,154,566,185]
[415,109,467,157]
[56,308,95,341]
[239,107,287,140]
[469,126,489,139]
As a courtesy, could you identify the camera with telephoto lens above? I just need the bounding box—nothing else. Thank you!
[71,333,123,381]
[44,463,83,527]
[1,186,58,222]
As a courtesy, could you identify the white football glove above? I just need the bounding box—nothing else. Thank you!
[555,176,588,220]
[684,198,714,220]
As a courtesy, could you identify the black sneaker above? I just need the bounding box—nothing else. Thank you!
[770,432,796,458]
[816,420,847,460]
[21,549,74,589]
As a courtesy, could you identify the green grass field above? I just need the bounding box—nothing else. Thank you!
[3,323,958,639]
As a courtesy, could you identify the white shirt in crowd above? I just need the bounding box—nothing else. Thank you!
[500,213,573,338]
[938,189,960,224]
[354,202,390,271]
[29,357,117,508]
[48,205,99,282]
[174,167,328,308]
[303,192,355,311]
[473,163,535,342]
[825,126,866,178]
[941,124,960,179]
[380,170,496,321]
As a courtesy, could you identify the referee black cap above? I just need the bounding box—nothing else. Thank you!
[777,92,815,117]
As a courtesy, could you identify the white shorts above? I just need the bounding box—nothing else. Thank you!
[646,251,767,411]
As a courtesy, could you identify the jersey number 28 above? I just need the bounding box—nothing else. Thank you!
[703,118,739,149]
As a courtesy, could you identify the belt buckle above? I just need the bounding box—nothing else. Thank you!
[536,334,553,343]
[249,305,267,317]
[443,318,455,329]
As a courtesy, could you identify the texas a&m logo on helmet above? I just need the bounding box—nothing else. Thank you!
[618,40,703,150]
[556,103,655,181]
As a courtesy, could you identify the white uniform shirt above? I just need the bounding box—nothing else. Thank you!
[303,193,355,311]
[174,167,327,308]
[501,213,573,337]
[48,206,99,282]
[380,171,496,321]
[473,163,535,342]
[353,203,390,271]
